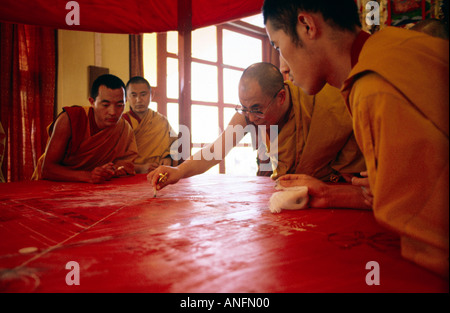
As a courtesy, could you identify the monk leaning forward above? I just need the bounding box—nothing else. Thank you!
[263,0,449,277]
[32,74,138,183]
[148,62,367,209]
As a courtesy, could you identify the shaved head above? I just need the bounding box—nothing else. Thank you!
[240,62,285,97]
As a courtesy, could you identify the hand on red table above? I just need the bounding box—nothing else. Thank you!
[147,165,183,191]
[351,171,373,207]
[276,174,330,208]
[89,163,115,183]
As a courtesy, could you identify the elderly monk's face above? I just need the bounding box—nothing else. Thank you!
[89,85,126,129]
[127,83,151,115]
[238,79,282,128]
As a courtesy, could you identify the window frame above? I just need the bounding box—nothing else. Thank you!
[143,17,277,174]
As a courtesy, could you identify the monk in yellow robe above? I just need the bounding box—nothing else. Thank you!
[263,0,448,277]
[123,76,177,174]
[147,62,367,207]
[342,28,449,277]
[32,74,138,183]
[266,79,365,181]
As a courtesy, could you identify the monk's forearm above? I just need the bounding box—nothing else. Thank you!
[177,158,221,179]
[176,133,233,179]
[41,163,91,183]
[325,184,372,210]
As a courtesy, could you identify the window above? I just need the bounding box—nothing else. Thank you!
[222,30,262,68]
[142,33,158,112]
[143,14,274,176]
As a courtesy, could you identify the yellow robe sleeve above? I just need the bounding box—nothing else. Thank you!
[125,110,177,166]
[349,72,449,277]
[269,82,365,181]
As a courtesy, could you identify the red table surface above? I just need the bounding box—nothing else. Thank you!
[0,174,447,293]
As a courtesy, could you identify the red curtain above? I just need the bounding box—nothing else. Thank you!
[0,0,262,34]
[129,34,144,78]
[0,122,5,182]
[0,23,56,182]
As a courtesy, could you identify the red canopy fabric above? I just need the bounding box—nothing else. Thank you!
[0,0,264,33]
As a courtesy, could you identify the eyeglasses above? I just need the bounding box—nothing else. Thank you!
[235,87,283,118]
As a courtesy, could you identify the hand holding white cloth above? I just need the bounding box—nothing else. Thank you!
[269,185,309,213]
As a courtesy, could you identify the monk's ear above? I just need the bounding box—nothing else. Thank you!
[88,97,95,106]
[297,12,319,40]
[278,87,287,105]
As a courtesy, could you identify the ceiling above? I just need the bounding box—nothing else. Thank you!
[0,0,264,33]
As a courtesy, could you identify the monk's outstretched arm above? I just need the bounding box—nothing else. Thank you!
[148,113,249,189]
